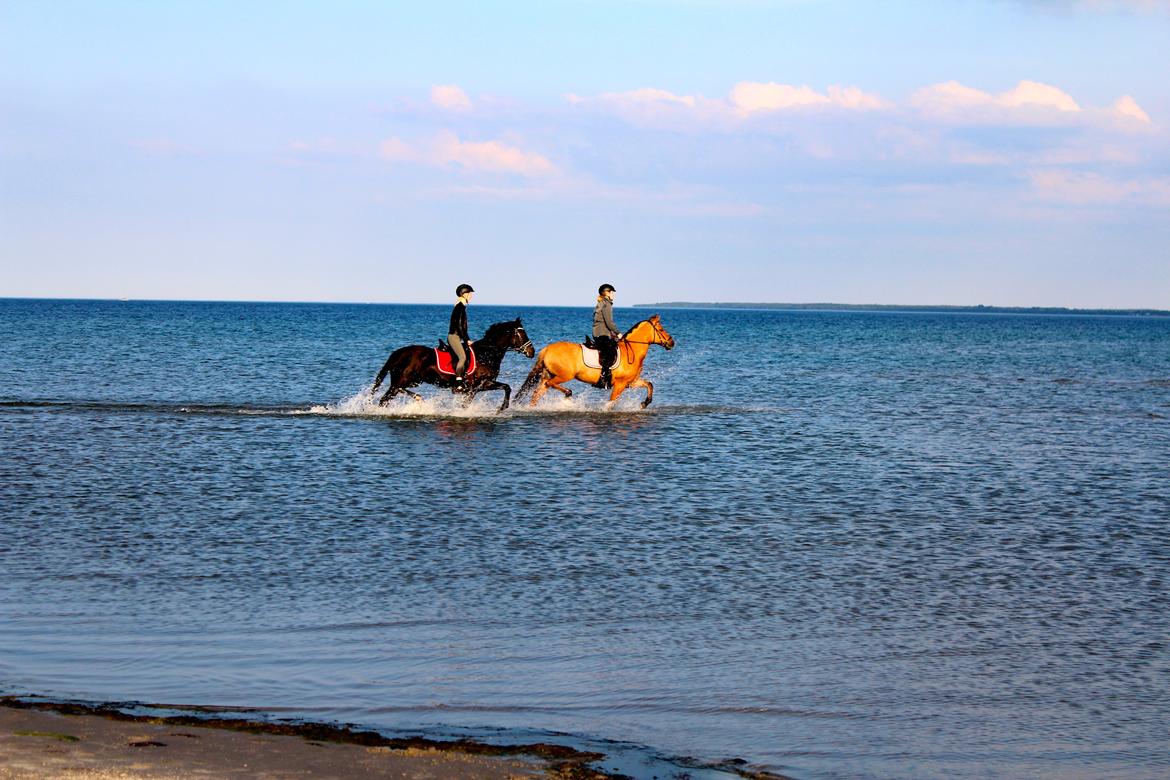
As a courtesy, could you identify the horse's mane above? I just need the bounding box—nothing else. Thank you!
[625,317,655,334]
[481,319,520,340]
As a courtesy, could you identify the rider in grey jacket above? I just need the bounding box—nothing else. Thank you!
[592,284,620,389]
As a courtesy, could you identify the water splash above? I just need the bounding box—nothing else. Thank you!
[308,385,653,419]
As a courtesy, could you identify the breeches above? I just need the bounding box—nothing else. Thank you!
[594,336,617,369]
[447,334,468,374]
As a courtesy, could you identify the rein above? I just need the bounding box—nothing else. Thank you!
[619,320,668,346]
[617,322,667,363]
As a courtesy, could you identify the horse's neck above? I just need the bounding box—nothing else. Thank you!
[475,330,509,364]
[622,326,652,365]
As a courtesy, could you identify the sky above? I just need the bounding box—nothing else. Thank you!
[1,0,1168,307]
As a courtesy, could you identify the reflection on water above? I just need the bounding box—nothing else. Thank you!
[2,299,1169,780]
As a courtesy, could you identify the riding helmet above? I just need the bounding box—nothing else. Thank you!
[598,284,616,295]
[456,283,475,297]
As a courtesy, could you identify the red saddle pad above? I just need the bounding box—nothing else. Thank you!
[434,346,477,376]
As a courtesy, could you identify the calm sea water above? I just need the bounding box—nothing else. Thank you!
[2,299,1168,780]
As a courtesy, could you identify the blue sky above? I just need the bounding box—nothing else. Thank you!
[2,0,1167,307]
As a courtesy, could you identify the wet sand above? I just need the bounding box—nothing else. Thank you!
[0,700,612,780]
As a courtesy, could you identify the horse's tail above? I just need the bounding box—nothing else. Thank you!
[515,348,548,401]
[371,347,408,393]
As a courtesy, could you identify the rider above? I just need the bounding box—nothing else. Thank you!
[449,284,474,383]
[592,283,621,389]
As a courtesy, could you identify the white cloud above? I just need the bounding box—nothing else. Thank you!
[379,131,557,177]
[1000,80,1081,111]
[1020,0,1170,13]
[1028,168,1170,205]
[911,79,1082,121]
[431,84,473,111]
[427,177,766,216]
[730,82,891,113]
[569,87,696,109]
[827,85,893,111]
[568,81,890,128]
[909,80,1154,131]
[565,87,717,126]
[1112,95,1151,123]
[730,82,830,112]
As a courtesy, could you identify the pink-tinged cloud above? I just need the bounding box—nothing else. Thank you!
[1112,95,1151,123]
[1028,168,1170,206]
[827,85,893,111]
[1001,80,1081,111]
[568,82,890,127]
[730,82,890,113]
[911,79,1081,120]
[431,84,472,111]
[568,87,696,109]
[379,131,557,177]
[1052,0,1170,12]
[565,88,715,126]
[731,83,829,112]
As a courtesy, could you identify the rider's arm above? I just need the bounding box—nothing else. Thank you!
[603,302,619,337]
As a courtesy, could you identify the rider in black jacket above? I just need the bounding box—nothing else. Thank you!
[448,284,474,381]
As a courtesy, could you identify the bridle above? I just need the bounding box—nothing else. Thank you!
[620,319,670,346]
[512,326,533,354]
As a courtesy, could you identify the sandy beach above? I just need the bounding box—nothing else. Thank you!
[0,700,613,780]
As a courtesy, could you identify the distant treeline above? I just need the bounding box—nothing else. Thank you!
[635,302,1170,316]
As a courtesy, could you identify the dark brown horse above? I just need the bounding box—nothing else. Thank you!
[371,319,535,411]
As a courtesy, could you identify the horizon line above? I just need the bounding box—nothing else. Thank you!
[2,296,1168,315]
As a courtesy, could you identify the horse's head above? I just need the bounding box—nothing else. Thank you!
[510,319,536,358]
[481,319,534,358]
[647,315,675,350]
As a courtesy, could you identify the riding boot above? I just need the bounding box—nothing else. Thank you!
[595,365,612,389]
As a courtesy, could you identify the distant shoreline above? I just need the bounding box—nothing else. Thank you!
[635,302,1170,316]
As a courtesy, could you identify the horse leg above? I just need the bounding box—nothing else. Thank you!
[628,378,653,408]
[549,379,572,398]
[378,385,400,406]
[529,379,550,406]
[475,380,512,412]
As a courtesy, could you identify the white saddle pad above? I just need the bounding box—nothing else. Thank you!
[581,345,619,370]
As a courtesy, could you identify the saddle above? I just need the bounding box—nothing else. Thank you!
[580,338,619,370]
[434,342,477,376]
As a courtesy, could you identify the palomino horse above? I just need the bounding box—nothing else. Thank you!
[371,319,535,412]
[516,315,675,408]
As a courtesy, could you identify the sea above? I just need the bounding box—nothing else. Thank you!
[1,298,1168,780]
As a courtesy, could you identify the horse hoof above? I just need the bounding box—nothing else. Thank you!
[641,399,652,409]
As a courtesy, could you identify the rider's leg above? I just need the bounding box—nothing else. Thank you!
[448,334,467,381]
[596,337,614,388]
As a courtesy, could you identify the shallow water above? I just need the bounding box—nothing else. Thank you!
[2,299,1169,780]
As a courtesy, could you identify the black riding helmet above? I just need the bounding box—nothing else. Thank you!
[456,284,475,297]
[598,284,616,296]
